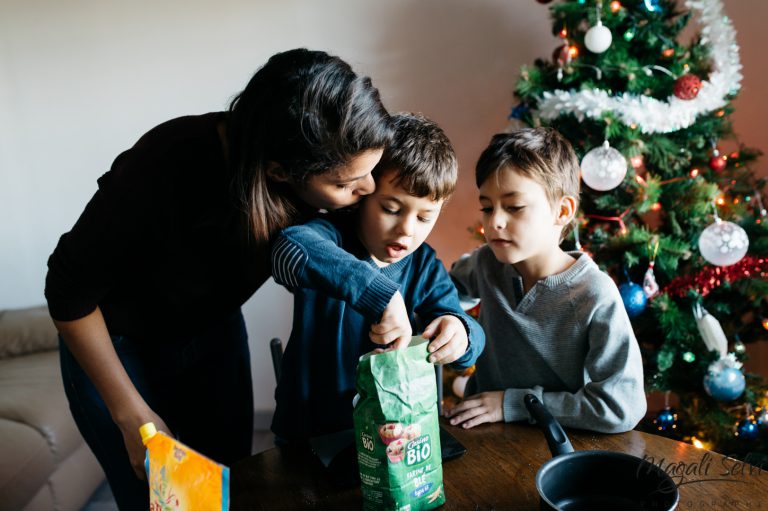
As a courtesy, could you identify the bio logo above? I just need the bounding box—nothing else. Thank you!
[405,435,431,466]
[361,432,375,452]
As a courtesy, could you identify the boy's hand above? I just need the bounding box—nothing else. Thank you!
[445,391,504,428]
[370,291,412,351]
[422,315,468,364]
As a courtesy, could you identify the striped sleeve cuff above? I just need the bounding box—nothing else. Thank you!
[357,273,400,321]
[271,237,306,289]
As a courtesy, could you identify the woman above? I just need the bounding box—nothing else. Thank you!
[45,48,391,509]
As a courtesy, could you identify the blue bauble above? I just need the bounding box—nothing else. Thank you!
[703,367,746,401]
[619,282,647,318]
[508,104,529,120]
[653,408,677,432]
[644,0,661,12]
[757,408,768,427]
[735,418,760,440]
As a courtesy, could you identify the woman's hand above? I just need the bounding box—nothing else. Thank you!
[54,307,172,481]
[370,291,412,351]
[422,315,468,364]
[445,391,504,428]
[115,407,173,480]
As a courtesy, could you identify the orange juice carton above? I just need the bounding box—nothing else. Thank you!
[140,422,230,511]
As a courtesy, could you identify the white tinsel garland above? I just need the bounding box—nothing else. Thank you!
[533,0,742,134]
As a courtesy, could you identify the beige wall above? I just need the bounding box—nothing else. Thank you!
[727,0,768,179]
[1,0,765,410]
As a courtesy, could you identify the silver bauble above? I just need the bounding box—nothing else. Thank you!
[580,141,627,191]
[585,23,613,53]
[698,219,749,266]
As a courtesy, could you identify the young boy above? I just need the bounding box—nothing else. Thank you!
[270,113,485,442]
[446,128,646,434]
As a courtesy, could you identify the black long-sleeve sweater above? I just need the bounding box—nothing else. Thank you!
[45,113,269,342]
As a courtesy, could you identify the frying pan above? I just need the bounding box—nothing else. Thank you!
[524,394,679,511]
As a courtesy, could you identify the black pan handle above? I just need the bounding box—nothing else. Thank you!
[524,394,574,458]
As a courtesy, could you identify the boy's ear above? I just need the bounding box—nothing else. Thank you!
[266,161,290,183]
[555,195,577,226]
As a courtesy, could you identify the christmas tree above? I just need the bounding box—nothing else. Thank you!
[511,0,767,459]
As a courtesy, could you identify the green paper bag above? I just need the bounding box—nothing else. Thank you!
[353,337,445,510]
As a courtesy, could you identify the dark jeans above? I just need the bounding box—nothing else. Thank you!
[60,310,253,511]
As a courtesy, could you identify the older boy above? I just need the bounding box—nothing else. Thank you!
[447,128,646,434]
[270,113,485,441]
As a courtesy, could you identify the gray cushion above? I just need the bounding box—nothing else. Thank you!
[0,419,54,511]
[0,351,82,464]
[0,306,58,359]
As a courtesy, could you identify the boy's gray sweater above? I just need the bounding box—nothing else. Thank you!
[451,246,646,433]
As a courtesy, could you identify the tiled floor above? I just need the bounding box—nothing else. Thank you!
[80,430,275,511]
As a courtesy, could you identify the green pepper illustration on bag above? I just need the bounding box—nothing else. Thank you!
[353,337,445,510]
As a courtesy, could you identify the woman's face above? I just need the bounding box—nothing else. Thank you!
[293,149,383,210]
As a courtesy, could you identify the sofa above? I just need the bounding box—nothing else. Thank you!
[0,306,104,511]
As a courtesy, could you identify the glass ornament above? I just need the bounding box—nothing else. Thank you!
[585,23,612,53]
[756,408,768,427]
[734,417,759,440]
[580,140,627,191]
[644,0,660,11]
[673,74,702,100]
[619,281,647,318]
[698,219,749,266]
[642,263,659,298]
[704,360,746,402]
[653,408,677,431]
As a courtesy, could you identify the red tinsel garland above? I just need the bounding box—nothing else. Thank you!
[662,255,767,297]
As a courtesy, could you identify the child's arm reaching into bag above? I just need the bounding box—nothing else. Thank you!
[272,219,397,316]
[271,218,412,348]
[421,315,469,364]
[412,248,485,369]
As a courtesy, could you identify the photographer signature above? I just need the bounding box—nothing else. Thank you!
[640,452,764,487]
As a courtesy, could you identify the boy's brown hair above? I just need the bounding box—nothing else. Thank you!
[375,113,457,201]
[475,128,580,238]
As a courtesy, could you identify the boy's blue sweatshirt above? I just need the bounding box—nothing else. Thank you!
[270,218,485,441]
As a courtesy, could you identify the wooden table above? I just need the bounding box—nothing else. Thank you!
[231,421,768,510]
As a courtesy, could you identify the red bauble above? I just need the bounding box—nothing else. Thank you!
[709,154,727,172]
[673,74,702,100]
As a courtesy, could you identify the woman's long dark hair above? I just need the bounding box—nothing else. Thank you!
[228,48,391,245]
